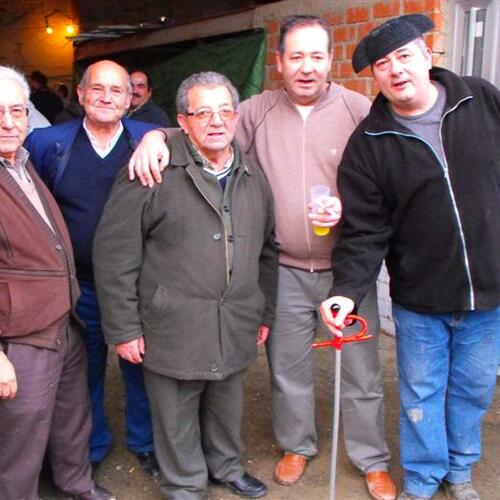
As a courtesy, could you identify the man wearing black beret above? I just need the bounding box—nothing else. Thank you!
[321,14,500,500]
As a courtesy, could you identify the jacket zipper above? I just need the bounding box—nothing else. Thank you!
[300,116,314,272]
[366,95,475,309]
[438,96,475,309]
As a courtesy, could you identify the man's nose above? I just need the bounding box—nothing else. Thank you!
[0,112,15,129]
[100,88,112,101]
[390,59,404,74]
[210,112,224,125]
[301,57,313,73]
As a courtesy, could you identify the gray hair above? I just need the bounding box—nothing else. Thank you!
[176,72,239,114]
[0,66,30,102]
[79,61,132,94]
[413,36,430,56]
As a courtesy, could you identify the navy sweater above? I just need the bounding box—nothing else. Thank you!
[55,128,133,281]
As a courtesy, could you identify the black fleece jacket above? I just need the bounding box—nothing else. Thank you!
[330,67,500,314]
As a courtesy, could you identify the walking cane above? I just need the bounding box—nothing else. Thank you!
[312,305,373,500]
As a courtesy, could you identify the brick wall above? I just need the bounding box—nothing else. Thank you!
[262,0,447,99]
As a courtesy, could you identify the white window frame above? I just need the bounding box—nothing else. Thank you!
[447,0,499,87]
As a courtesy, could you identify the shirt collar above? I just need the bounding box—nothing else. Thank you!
[187,139,234,175]
[0,146,30,170]
[82,118,124,158]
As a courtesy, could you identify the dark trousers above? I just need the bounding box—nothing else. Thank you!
[144,369,246,500]
[0,325,93,500]
[77,280,154,462]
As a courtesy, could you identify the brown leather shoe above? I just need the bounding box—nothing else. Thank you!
[365,471,396,500]
[274,453,308,486]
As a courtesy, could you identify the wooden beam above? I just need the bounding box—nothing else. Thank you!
[74,10,256,61]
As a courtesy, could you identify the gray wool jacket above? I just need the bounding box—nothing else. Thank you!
[93,133,277,380]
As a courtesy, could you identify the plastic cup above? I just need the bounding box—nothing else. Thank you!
[310,185,331,236]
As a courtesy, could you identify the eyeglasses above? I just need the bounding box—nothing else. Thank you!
[0,106,28,121]
[186,108,236,123]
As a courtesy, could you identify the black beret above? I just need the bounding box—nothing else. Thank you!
[352,14,434,73]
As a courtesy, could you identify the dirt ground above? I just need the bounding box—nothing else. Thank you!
[40,332,500,500]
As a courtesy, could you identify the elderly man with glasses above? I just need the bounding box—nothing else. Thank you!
[93,71,278,499]
[0,65,114,500]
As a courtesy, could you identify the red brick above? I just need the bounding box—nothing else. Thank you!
[374,1,400,19]
[332,44,343,61]
[346,42,358,59]
[347,7,370,24]
[267,33,278,51]
[425,0,442,10]
[358,66,373,78]
[333,25,356,42]
[338,61,354,78]
[323,12,344,26]
[403,0,421,13]
[343,78,369,95]
[427,12,444,31]
[266,20,280,34]
[266,50,277,65]
[404,1,436,14]
[358,21,379,38]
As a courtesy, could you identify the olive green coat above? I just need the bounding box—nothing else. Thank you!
[93,134,277,380]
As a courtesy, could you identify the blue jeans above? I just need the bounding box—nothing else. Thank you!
[76,281,154,462]
[393,303,500,497]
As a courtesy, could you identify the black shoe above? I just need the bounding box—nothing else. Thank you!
[213,472,268,498]
[136,451,160,478]
[72,485,116,500]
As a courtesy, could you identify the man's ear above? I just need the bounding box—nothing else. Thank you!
[177,113,188,134]
[276,51,283,75]
[76,86,85,106]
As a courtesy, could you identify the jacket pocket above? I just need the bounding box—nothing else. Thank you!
[141,285,172,329]
[0,276,71,337]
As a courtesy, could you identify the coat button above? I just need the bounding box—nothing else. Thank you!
[223,205,230,212]
[213,233,221,241]
[55,244,62,251]
[227,234,234,243]
[210,363,219,372]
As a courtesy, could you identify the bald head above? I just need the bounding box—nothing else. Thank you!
[77,60,132,127]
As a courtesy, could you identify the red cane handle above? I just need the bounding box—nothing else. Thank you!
[312,305,372,350]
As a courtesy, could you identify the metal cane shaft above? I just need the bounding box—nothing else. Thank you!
[329,349,341,500]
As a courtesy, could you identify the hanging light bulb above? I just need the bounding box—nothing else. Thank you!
[65,23,75,35]
[45,15,53,34]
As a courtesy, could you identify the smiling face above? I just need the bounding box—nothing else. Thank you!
[372,39,435,116]
[276,23,332,106]
[77,61,131,126]
[0,78,28,163]
[130,71,152,110]
[177,84,238,161]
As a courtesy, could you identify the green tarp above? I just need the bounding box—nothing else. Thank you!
[76,29,266,123]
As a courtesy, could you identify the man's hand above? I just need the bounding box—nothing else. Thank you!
[320,296,355,337]
[115,337,145,364]
[257,325,270,346]
[128,130,170,187]
[0,351,17,399]
[308,196,342,228]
